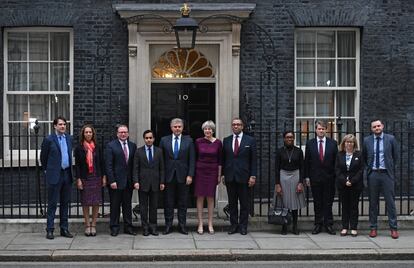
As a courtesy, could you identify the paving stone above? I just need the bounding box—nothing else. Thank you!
[10,233,73,245]
[134,238,196,250]
[0,233,17,249]
[70,234,134,250]
[255,237,320,249]
[195,239,258,249]
[193,232,252,241]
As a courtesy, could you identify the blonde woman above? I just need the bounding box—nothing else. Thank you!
[335,134,364,237]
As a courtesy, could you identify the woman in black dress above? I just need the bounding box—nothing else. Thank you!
[335,134,364,237]
[275,131,306,235]
[74,124,106,236]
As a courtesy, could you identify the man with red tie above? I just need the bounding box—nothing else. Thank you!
[222,118,257,235]
[305,120,338,235]
[105,124,137,236]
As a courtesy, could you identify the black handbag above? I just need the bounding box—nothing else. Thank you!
[268,192,292,225]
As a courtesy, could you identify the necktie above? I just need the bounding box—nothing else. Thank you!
[123,141,128,164]
[234,135,239,156]
[174,136,179,159]
[59,136,69,169]
[148,146,153,163]
[319,139,324,162]
[375,136,380,169]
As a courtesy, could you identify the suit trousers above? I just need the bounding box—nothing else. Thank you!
[108,187,133,231]
[339,188,361,230]
[164,176,189,226]
[226,181,249,230]
[46,169,72,231]
[311,180,335,226]
[139,190,159,229]
[368,171,398,230]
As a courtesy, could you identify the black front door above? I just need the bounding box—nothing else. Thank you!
[151,83,215,145]
[151,83,215,209]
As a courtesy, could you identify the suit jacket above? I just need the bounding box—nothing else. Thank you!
[74,144,105,179]
[134,145,165,192]
[335,150,364,191]
[40,133,73,185]
[159,135,195,183]
[362,133,399,180]
[222,133,257,183]
[105,139,137,190]
[304,137,338,183]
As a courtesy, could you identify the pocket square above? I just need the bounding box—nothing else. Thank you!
[355,157,359,160]
[245,145,250,148]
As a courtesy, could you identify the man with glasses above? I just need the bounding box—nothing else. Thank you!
[222,118,257,235]
[105,124,137,236]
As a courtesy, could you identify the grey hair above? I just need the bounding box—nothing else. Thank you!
[201,120,216,132]
[170,118,184,127]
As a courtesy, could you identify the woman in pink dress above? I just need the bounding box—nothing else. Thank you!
[194,120,222,234]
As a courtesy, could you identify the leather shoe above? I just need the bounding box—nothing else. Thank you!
[311,225,322,235]
[391,230,399,239]
[178,225,188,235]
[110,229,119,237]
[46,230,54,240]
[325,225,336,235]
[239,228,247,235]
[60,229,73,238]
[124,227,137,236]
[163,225,173,235]
[143,228,150,236]
[228,225,238,235]
[369,229,377,238]
[150,228,159,236]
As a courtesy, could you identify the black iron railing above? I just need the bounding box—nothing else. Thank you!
[0,121,413,219]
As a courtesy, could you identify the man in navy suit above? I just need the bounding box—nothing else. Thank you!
[40,116,73,240]
[363,119,400,239]
[105,124,137,236]
[159,118,195,235]
[222,118,257,235]
[305,120,338,235]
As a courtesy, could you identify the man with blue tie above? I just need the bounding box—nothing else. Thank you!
[40,116,73,240]
[134,130,165,236]
[363,119,400,239]
[159,118,195,235]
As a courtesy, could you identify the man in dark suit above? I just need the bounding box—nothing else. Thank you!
[105,124,137,236]
[222,118,257,235]
[305,120,338,235]
[40,116,73,240]
[159,118,195,235]
[134,130,165,236]
[363,119,400,239]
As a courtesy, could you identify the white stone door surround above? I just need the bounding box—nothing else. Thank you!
[114,3,256,216]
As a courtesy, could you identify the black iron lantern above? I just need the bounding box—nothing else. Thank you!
[173,3,198,49]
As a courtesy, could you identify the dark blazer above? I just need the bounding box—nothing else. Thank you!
[304,137,338,183]
[222,133,257,183]
[134,145,165,192]
[159,135,195,183]
[40,133,73,185]
[335,150,364,191]
[105,139,137,190]
[74,144,105,179]
[363,133,399,180]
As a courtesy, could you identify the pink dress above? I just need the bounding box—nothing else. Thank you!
[194,138,223,197]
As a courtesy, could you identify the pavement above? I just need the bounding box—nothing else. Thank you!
[1,218,414,262]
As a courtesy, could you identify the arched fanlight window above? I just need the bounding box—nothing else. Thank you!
[152,48,215,78]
